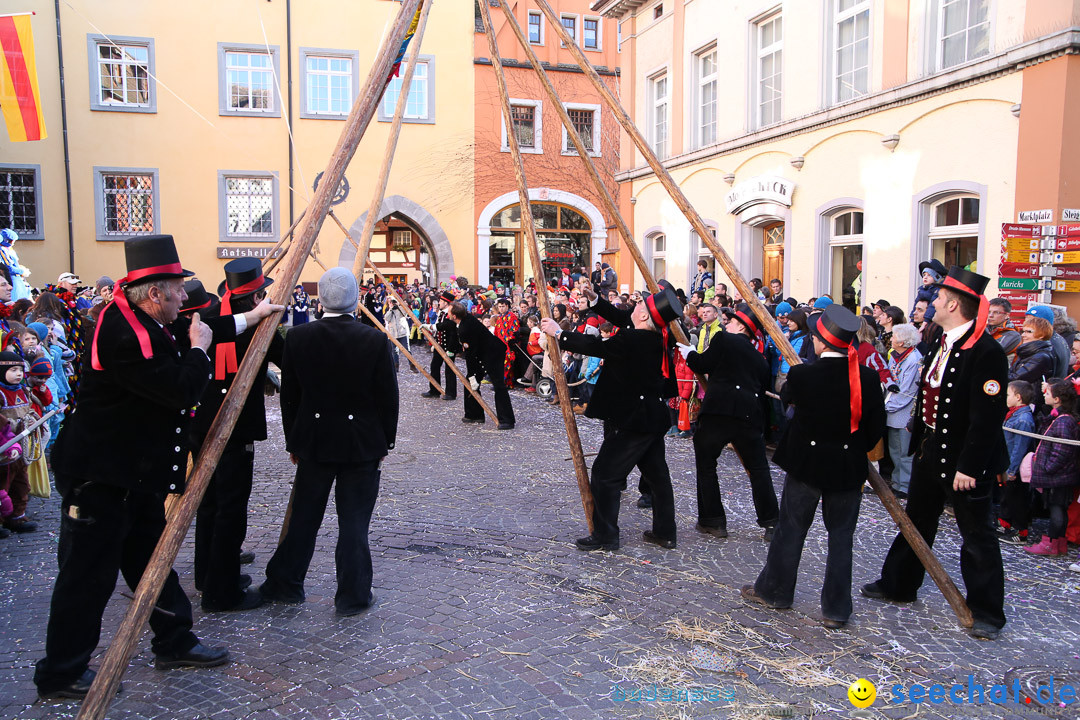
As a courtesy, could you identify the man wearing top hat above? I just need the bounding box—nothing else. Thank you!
[261,268,398,616]
[741,304,885,628]
[862,266,1008,640]
[540,283,682,551]
[420,290,460,401]
[34,235,283,700]
[680,303,780,542]
[191,258,285,612]
[448,302,516,429]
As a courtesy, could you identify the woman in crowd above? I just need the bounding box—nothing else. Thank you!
[884,324,922,496]
[1009,310,1057,384]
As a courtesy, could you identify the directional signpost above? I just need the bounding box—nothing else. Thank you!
[998,262,1042,278]
[998,277,1043,291]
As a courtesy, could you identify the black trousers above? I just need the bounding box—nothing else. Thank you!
[754,474,863,621]
[264,458,380,614]
[693,414,779,528]
[429,351,457,398]
[194,442,255,607]
[463,354,515,426]
[34,478,198,692]
[874,434,1006,629]
[591,421,676,542]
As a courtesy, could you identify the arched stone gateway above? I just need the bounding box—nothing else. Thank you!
[336,195,455,285]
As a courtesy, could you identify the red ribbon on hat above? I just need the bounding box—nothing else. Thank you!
[645,294,671,379]
[215,275,267,380]
[734,310,765,354]
[90,262,184,371]
[942,275,988,350]
[817,321,862,434]
[183,298,212,313]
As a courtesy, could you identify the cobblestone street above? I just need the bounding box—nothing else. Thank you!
[2,348,1079,720]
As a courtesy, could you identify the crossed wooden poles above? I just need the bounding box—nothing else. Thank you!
[81,1,973,715]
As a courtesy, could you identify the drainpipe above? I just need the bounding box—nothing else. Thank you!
[286,0,294,239]
[54,0,75,272]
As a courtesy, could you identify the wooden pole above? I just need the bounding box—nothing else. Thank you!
[261,208,307,275]
[329,209,501,424]
[75,4,427,717]
[350,0,433,284]
[355,296,444,392]
[532,0,972,628]
[479,0,593,531]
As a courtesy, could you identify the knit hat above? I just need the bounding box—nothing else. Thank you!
[318,267,359,313]
[95,276,114,294]
[26,322,49,342]
[813,296,833,310]
[774,301,793,316]
[0,351,23,369]
[1026,305,1055,324]
[27,355,52,378]
[918,259,947,282]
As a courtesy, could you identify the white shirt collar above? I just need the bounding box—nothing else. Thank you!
[820,351,846,358]
[321,311,352,318]
[943,319,974,347]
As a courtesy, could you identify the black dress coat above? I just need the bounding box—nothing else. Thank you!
[587,297,678,399]
[280,314,398,463]
[772,357,887,492]
[686,332,770,428]
[455,313,507,375]
[51,303,222,495]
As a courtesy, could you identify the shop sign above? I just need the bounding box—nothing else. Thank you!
[217,246,281,259]
[724,175,794,214]
[998,277,1041,290]
[1017,209,1054,223]
[997,262,1041,278]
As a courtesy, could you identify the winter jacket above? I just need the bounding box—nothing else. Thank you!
[885,347,922,429]
[1003,405,1035,477]
[912,284,939,322]
[1008,339,1056,383]
[1030,410,1080,489]
[1050,333,1071,378]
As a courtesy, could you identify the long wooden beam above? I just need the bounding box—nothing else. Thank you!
[355,298,443,391]
[479,0,593,530]
[532,0,972,628]
[74,4,427,717]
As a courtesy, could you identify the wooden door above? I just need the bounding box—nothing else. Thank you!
[763,223,784,289]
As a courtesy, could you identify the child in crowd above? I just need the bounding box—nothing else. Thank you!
[575,340,604,415]
[997,380,1037,544]
[24,355,53,499]
[1025,379,1080,556]
[0,351,35,533]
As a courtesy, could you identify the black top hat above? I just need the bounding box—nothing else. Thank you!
[930,265,990,300]
[872,299,891,310]
[731,303,766,337]
[180,279,219,314]
[809,303,861,350]
[918,258,948,278]
[121,235,194,286]
[439,290,455,303]
[644,282,683,325]
[217,258,273,298]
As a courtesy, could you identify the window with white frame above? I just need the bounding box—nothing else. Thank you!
[562,104,600,156]
[0,167,41,238]
[583,18,600,50]
[834,0,869,102]
[528,11,543,44]
[694,46,718,148]
[649,72,668,159]
[380,57,434,122]
[501,99,543,154]
[392,229,414,251]
[96,169,157,239]
[302,52,355,118]
[88,36,154,112]
[221,174,276,239]
[754,12,783,128]
[930,195,979,270]
[561,15,577,46]
[648,233,666,280]
[828,209,864,306]
[940,0,990,69]
[219,44,279,116]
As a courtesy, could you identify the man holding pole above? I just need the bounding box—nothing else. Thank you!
[420,290,459,401]
[34,235,283,699]
[862,266,1008,640]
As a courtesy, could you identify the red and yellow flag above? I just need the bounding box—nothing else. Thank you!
[0,12,46,142]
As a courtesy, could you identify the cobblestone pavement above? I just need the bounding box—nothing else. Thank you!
[2,347,1079,720]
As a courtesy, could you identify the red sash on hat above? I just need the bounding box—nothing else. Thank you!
[215,275,267,380]
[734,309,765,354]
[645,295,671,379]
[817,321,863,434]
[942,275,988,351]
[90,262,183,371]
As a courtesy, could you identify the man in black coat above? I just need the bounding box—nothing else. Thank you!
[450,303,515,429]
[33,235,282,700]
[683,304,779,541]
[421,290,460,401]
[190,258,285,612]
[540,286,682,551]
[741,304,885,628]
[862,267,1008,640]
[261,267,398,616]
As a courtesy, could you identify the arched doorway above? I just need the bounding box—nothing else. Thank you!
[364,213,436,285]
[487,202,592,287]
[337,195,455,285]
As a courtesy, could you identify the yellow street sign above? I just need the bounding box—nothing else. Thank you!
[1004,251,1039,263]
[1002,238,1041,252]
[1053,251,1080,264]
[1053,280,1080,292]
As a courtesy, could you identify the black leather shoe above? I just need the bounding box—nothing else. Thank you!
[4,516,37,533]
[695,522,728,538]
[575,534,619,551]
[336,593,376,617]
[201,588,264,613]
[239,574,252,590]
[636,495,653,509]
[259,581,305,605]
[462,417,484,424]
[497,423,515,430]
[763,525,776,542]
[38,669,123,700]
[442,394,457,401]
[238,550,255,565]
[642,531,676,549]
[969,621,1001,640]
[420,390,440,398]
[860,581,915,603]
[740,585,789,609]
[822,618,847,629]
[154,642,230,670]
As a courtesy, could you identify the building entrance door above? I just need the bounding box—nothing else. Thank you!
[762,222,784,290]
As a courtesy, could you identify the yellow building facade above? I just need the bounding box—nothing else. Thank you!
[595,0,1080,316]
[2,0,476,290]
